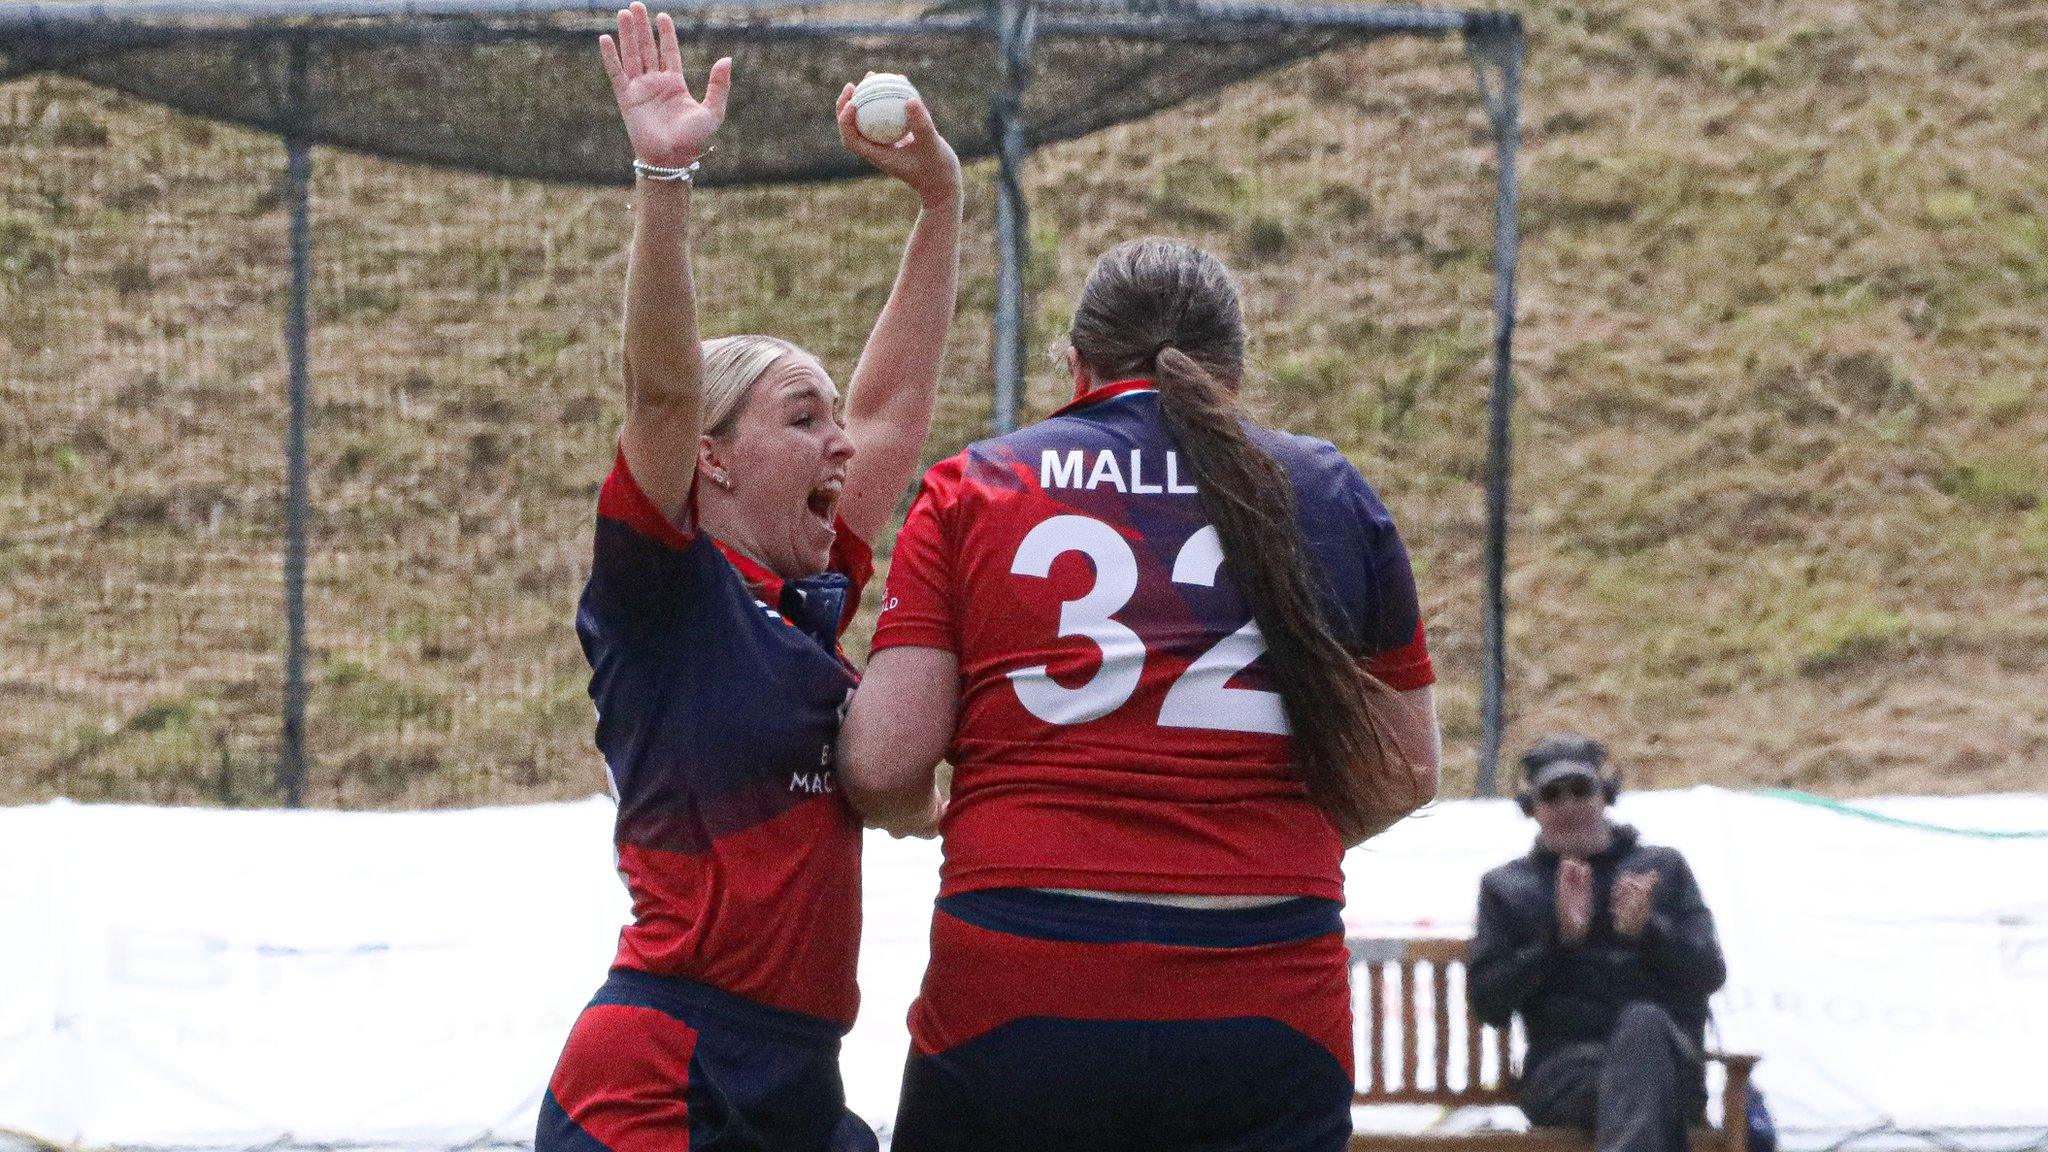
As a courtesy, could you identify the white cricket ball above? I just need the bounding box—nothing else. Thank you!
[851,72,918,145]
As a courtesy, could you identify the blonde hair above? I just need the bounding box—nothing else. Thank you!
[701,335,805,437]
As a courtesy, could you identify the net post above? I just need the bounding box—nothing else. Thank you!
[989,0,1035,435]
[1465,13,1522,798]
[279,34,312,808]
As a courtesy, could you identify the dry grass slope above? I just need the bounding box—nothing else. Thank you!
[1,0,2043,807]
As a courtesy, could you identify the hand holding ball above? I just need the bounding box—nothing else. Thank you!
[851,73,918,145]
[840,71,960,205]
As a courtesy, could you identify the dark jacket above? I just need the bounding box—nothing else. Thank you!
[1468,823,1726,1082]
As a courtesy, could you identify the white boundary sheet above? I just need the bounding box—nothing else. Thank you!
[1,788,2043,1147]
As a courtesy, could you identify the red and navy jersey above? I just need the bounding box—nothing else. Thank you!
[872,381,1433,902]
[576,450,872,1030]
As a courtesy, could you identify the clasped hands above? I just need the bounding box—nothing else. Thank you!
[1555,860,1661,944]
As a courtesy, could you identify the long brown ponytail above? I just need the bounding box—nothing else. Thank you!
[1067,238,1422,841]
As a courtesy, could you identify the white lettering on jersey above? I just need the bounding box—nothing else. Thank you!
[1129,449,1163,494]
[792,739,840,794]
[1039,448,1199,494]
[790,770,837,794]
[1005,517,1286,734]
[1086,451,1128,492]
[1041,449,1086,489]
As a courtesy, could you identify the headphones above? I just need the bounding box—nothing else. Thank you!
[1513,733,1622,816]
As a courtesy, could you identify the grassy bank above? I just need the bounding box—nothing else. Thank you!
[2,0,2043,806]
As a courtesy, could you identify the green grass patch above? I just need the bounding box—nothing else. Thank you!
[315,279,405,322]
[0,214,61,281]
[1943,455,2042,513]
[2022,507,2048,564]
[1921,190,1981,227]
[1992,215,2048,290]
[1715,23,1856,92]
[1236,215,1290,262]
[324,661,455,731]
[49,691,219,790]
[323,653,373,688]
[1797,606,1911,676]
[1971,376,2033,421]
[517,327,582,374]
[1145,160,1250,229]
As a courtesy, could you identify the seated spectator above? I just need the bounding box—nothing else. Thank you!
[1469,733,1728,1152]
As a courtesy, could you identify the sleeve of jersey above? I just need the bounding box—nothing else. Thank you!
[583,447,701,627]
[1349,471,1436,692]
[1366,622,1435,692]
[869,457,964,654]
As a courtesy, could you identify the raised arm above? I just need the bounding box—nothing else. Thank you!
[829,86,964,542]
[599,3,730,523]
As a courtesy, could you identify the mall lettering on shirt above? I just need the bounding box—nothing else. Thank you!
[1040,448,1199,494]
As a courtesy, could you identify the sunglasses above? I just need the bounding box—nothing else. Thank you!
[1536,777,1598,805]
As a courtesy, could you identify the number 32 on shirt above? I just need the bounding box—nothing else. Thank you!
[1007,514,1288,737]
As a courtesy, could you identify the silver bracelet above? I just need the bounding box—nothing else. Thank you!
[633,157,702,183]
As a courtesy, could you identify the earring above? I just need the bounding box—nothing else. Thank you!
[712,472,734,491]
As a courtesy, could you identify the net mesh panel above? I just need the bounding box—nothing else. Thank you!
[0,2,1506,807]
[0,2,1428,186]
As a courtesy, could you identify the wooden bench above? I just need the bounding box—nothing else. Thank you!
[1346,937,1758,1152]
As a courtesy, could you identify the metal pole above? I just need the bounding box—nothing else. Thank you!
[1467,18,1522,797]
[280,35,311,807]
[989,0,1034,434]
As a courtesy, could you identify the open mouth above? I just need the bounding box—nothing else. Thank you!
[805,478,842,530]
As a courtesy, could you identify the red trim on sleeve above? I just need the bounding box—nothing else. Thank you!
[869,616,959,654]
[597,447,695,550]
[870,458,964,655]
[1364,621,1435,691]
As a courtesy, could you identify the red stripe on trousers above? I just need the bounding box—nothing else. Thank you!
[548,1003,696,1150]
[907,909,1354,1074]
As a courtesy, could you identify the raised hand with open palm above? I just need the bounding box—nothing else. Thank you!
[599,1,730,168]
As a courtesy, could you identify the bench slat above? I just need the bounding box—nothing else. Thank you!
[1432,960,1452,1092]
[1466,976,1484,1092]
[1357,1088,1519,1106]
[1400,960,1420,1092]
[1367,958,1387,1095]
[1496,1018,1513,1088]
[1352,1126,1737,1152]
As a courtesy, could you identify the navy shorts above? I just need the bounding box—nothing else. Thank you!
[889,889,1355,1152]
[539,967,877,1152]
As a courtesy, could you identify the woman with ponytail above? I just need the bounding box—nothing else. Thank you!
[841,237,1439,1150]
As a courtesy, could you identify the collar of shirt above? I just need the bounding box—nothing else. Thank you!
[711,536,786,607]
[709,536,851,649]
[1051,377,1158,418]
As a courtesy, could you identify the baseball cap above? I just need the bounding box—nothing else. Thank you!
[1520,732,1607,789]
